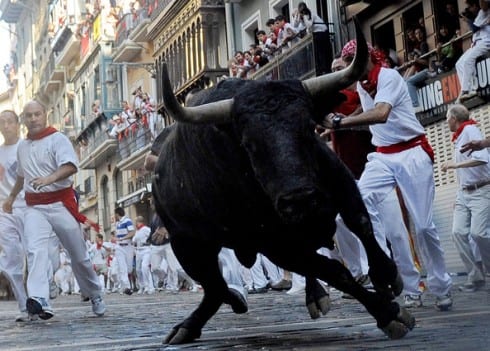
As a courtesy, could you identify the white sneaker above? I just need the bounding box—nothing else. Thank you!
[435,293,453,311]
[286,285,305,295]
[26,297,54,320]
[404,294,422,308]
[460,90,478,101]
[15,311,38,322]
[91,296,106,317]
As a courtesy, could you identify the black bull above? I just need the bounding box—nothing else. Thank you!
[151,24,415,345]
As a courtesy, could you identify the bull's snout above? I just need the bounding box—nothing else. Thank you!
[276,187,323,223]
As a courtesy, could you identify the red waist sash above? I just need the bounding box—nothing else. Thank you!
[376,134,434,163]
[25,187,100,232]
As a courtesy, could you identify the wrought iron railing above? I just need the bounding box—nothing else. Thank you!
[251,34,316,81]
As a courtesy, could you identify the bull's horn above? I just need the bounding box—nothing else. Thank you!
[160,63,233,124]
[302,17,368,98]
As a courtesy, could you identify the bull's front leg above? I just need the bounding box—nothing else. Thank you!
[344,212,403,299]
[164,237,247,345]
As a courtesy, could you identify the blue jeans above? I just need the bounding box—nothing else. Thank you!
[405,69,429,107]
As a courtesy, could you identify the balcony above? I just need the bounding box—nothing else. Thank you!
[0,0,24,23]
[116,124,153,171]
[116,173,152,208]
[79,131,118,169]
[55,27,81,66]
[112,13,143,63]
[129,8,151,43]
[41,52,65,94]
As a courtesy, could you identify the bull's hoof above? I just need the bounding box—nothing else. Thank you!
[227,288,248,314]
[381,307,415,339]
[306,294,331,319]
[163,326,201,345]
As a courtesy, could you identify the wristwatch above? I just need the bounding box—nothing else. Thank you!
[331,114,342,129]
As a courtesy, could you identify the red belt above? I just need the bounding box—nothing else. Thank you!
[376,134,434,163]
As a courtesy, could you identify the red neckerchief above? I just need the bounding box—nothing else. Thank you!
[96,242,102,250]
[452,119,478,142]
[360,64,382,97]
[136,223,144,230]
[27,126,57,140]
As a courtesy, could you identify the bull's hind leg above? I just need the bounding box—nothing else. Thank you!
[163,237,247,345]
[305,276,331,319]
[267,250,414,339]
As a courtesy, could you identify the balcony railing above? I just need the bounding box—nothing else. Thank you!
[251,34,316,81]
[149,0,174,20]
[79,130,116,161]
[116,118,166,160]
[115,13,134,47]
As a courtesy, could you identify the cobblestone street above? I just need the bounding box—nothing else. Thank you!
[0,275,489,350]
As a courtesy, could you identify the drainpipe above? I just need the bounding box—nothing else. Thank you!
[225,1,236,60]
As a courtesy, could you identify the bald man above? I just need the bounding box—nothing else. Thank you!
[3,100,106,320]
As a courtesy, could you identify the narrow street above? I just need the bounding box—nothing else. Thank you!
[1,275,489,350]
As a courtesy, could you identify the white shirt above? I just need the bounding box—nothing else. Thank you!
[454,124,490,187]
[16,132,78,193]
[0,139,25,208]
[132,225,151,248]
[89,242,110,265]
[357,68,426,147]
[473,9,490,44]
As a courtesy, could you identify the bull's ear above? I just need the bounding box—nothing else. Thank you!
[302,16,368,98]
[160,63,233,124]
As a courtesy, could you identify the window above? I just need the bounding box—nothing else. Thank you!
[241,11,261,50]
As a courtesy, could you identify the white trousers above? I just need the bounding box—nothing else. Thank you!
[358,147,452,296]
[378,189,422,296]
[218,248,246,299]
[335,216,369,278]
[114,244,133,290]
[452,185,490,283]
[150,245,168,286]
[161,243,195,291]
[23,202,102,300]
[455,40,490,92]
[0,208,27,312]
[135,247,153,290]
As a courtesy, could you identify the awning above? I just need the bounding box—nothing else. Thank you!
[116,187,147,208]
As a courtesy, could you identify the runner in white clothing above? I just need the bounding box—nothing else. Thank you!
[323,41,453,311]
[132,216,154,294]
[3,100,106,320]
[0,110,29,321]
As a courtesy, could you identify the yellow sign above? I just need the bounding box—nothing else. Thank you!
[93,15,101,42]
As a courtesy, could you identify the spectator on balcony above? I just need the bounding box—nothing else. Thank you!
[275,15,299,51]
[257,30,277,61]
[132,87,143,111]
[233,51,249,78]
[442,2,462,37]
[292,2,330,75]
[243,51,259,78]
[402,27,431,113]
[109,114,129,140]
[433,23,463,73]
[455,0,490,102]
[266,18,279,45]
[405,27,418,53]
